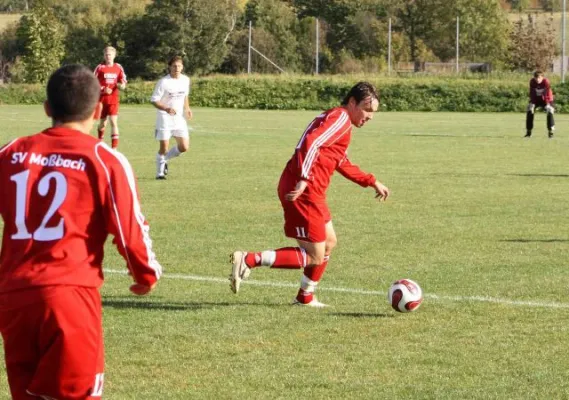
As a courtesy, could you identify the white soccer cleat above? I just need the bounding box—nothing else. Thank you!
[291,297,328,308]
[229,251,251,293]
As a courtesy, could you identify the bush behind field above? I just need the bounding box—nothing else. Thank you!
[2,75,569,112]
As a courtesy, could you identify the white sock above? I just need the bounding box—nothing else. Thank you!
[156,153,166,176]
[165,146,181,161]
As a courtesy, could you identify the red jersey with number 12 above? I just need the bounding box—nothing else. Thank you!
[282,107,376,201]
[0,127,161,293]
[94,63,126,105]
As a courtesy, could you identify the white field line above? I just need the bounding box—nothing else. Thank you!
[103,269,569,309]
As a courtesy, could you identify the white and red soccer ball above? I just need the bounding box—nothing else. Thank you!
[388,279,423,313]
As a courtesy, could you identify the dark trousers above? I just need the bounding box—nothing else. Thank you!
[526,101,555,131]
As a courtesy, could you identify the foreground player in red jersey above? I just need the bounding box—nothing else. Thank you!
[0,65,162,399]
[229,82,389,307]
[525,70,555,138]
[94,46,127,149]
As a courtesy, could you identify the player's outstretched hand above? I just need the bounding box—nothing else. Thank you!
[373,181,390,202]
[285,180,308,202]
[129,282,156,296]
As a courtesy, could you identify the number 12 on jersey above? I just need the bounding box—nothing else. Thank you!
[10,169,68,241]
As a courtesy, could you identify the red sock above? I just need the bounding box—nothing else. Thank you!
[244,247,306,269]
[97,128,105,140]
[303,256,328,282]
[111,136,119,149]
[295,257,329,304]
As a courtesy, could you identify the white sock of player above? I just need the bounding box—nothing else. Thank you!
[165,146,181,161]
[156,153,166,176]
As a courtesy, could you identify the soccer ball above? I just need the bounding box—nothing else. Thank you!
[387,279,423,313]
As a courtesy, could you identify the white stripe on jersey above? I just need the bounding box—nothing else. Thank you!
[0,138,20,154]
[117,64,127,83]
[94,143,162,279]
[301,111,349,179]
[295,113,325,150]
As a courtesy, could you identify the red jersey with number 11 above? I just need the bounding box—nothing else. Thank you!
[0,127,161,293]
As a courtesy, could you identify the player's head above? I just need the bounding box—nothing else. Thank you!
[168,55,184,77]
[103,46,116,64]
[45,64,100,124]
[534,70,544,84]
[341,82,379,128]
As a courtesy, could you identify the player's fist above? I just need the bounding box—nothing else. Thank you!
[129,282,156,296]
[104,87,113,95]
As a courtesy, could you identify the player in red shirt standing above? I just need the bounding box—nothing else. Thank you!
[0,64,161,399]
[94,46,127,149]
[229,82,389,307]
[525,70,555,138]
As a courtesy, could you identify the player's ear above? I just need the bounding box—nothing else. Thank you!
[43,101,52,118]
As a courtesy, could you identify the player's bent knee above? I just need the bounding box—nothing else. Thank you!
[325,239,337,254]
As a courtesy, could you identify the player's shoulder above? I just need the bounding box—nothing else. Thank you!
[324,106,348,120]
[93,143,133,173]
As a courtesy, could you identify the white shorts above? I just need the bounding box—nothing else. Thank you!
[154,115,190,141]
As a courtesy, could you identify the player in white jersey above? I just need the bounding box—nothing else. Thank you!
[150,55,193,179]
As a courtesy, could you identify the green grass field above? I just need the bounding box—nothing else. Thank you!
[1,106,569,399]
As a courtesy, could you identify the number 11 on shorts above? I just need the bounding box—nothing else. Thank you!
[295,226,307,238]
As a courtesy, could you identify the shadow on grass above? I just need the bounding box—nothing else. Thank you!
[501,239,569,243]
[507,173,569,178]
[327,312,394,318]
[103,297,283,311]
[403,134,505,139]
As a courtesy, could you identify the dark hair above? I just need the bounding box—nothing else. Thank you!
[341,81,379,106]
[46,64,100,123]
[534,70,544,78]
[168,55,183,66]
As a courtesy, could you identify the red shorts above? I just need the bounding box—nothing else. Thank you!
[0,286,104,400]
[95,102,119,119]
[278,173,331,243]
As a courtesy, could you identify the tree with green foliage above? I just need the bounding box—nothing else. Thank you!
[15,0,64,82]
[508,13,557,71]
[117,0,240,78]
[243,0,300,72]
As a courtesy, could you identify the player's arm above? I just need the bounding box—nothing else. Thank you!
[118,65,127,90]
[150,80,175,115]
[336,157,390,201]
[95,145,162,295]
[544,79,554,104]
[94,65,109,95]
[184,95,192,120]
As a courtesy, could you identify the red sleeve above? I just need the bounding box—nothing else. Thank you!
[544,79,554,103]
[296,109,351,181]
[94,65,106,94]
[118,64,127,84]
[95,144,162,287]
[336,156,376,187]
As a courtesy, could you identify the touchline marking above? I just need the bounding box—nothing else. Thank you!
[103,269,569,309]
